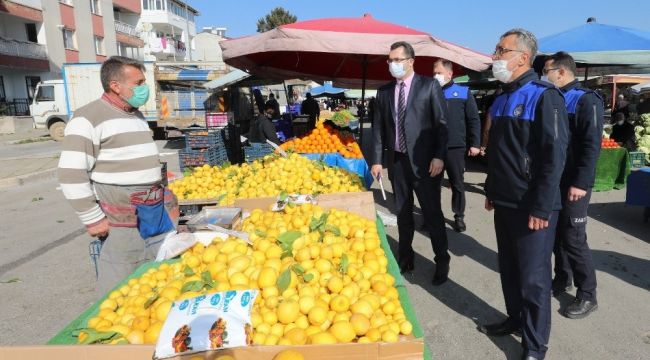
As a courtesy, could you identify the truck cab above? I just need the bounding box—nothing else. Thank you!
[30,80,68,141]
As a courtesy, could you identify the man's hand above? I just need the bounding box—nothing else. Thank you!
[528,215,549,231]
[567,186,587,202]
[87,217,109,238]
[371,164,383,180]
[485,198,494,211]
[429,158,444,177]
[468,147,481,157]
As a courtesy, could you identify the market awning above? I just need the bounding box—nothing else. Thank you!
[156,68,228,81]
[344,89,377,99]
[538,18,650,65]
[203,69,250,90]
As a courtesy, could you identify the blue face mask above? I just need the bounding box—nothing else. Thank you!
[125,84,150,108]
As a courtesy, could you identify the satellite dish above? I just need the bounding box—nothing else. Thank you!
[142,22,153,32]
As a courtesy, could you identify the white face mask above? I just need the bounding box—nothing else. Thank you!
[492,59,514,83]
[540,75,549,83]
[389,61,407,79]
[434,74,448,86]
[616,120,624,125]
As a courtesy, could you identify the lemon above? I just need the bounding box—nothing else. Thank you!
[143,321,162,344]
[131,316,150,332]
[262,309,278,325]
[327,276,344,294]
[381,329,399,342]
[273,349,305,360]
[350,313,371,336]
[400,320,413,335]
[284,327,308,345]
[277,300,300,324]
[298,296,315,315]
[329,321,356,343]
[366,328,381,342]
[155,301,172,322]
[229,272,248,286]
[258,267,279,288]
[126,330,145,344]
[329,294,350,312]
[99,299,118,311]
[308,306,328,326]
[108,324,131,336]
[309,331,338,344]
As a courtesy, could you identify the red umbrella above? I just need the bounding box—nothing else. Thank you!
[220,13,492,89]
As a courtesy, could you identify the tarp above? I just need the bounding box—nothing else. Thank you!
[594,148,631,192]
[538,20,650,65]
[625,167,650,207]
[310,82,346,97]
[631,81,650,95]
[301,153,373,189]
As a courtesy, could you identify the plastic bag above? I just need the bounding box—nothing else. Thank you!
[154,290,258,359]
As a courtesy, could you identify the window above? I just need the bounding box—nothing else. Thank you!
[90,0,101,15]
[142,0,148,10]
[25,23,37,43]
[94,36,104,55]
[63,29,75,49]
[25,76,41,101]
[36,85,55,102]
[155,0,163,10]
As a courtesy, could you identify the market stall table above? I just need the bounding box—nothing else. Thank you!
[593,148,631,191]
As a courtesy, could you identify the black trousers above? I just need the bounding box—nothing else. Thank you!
[445,147,466,218]
[553,188,598,301]
[391,152,450,265]
[494,206,558,359]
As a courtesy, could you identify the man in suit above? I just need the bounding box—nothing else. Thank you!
[371,41,451,285]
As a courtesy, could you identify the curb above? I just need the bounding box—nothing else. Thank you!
[0,167,58,190]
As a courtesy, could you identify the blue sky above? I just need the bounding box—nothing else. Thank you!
[190,0,650,54]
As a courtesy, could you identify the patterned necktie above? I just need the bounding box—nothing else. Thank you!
[397,81,407,153]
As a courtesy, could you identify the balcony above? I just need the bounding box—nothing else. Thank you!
[115,20,141,38]
[0,37,48,71]
[148,37,185,58]
[0,36,46,60]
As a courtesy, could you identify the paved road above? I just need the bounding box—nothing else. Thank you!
[0,137,648,359]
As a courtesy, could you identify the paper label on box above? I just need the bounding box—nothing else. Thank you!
[154,290,258,359]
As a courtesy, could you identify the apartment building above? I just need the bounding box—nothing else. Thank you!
[0,0,146,115]
[139,0,198,61]
[0,0,50,114]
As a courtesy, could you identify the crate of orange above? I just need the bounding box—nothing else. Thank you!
[280,123,364,159]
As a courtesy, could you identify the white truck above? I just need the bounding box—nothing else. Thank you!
[30,62,157,141]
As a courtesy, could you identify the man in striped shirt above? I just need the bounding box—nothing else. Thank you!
[58,56,177,295]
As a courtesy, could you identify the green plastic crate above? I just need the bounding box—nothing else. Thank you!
[629,151,647,169]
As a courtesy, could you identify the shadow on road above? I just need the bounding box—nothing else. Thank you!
[588,202,649,244]
[592,250,650,291]
[384,232,522,359]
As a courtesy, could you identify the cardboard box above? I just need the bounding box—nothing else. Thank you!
[0,339,424,360]
[13,190,427,359]
[231,191,377,221]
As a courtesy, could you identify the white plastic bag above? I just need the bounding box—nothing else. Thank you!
[154,290,258,359]
[155,231,228,261]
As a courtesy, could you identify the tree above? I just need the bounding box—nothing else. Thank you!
[256,7,297,33]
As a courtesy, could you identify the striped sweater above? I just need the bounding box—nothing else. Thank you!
[58,97,161,226]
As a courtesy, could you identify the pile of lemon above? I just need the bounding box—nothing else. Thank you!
[168,153,365,204]
[82,204,413,346]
